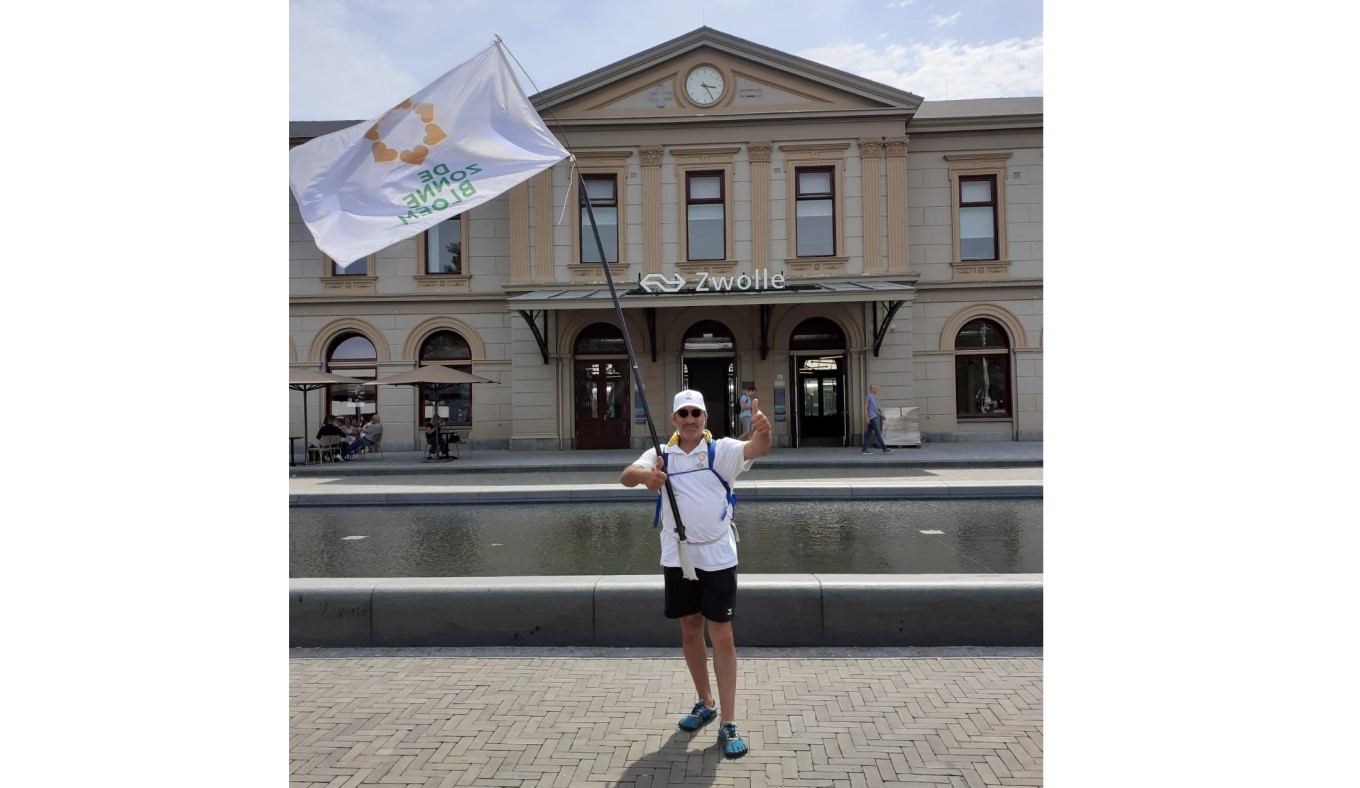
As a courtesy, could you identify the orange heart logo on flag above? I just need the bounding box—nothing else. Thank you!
[400,145,429,165]
[361,100,447,166]
[423,124,447,146]
[371,142,398,163]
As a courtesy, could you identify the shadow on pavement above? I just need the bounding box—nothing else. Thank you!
[610,728,722,787]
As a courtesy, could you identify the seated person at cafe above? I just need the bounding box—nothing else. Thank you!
[341,414,383,459]
[424,418,455,460]
[316,416,344,442]
[314,416,346,459]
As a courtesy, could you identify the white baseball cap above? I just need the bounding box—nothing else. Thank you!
[672,389,706,413]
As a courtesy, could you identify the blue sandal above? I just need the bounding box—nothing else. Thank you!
[717,722,749,759]
[678,701,717,732]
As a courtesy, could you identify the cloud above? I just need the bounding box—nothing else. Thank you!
[930,11,962,27]
[799,36,1042,100]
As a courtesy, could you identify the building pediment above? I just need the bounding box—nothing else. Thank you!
[534,27,921,125]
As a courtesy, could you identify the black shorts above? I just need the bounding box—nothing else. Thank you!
[663,566,737,622]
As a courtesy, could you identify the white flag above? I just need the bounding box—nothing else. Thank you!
[289,43,569,266]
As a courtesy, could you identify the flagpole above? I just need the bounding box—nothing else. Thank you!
[577,172,695,579]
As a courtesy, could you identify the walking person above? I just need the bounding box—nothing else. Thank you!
[861,383,893,454]
[620,389,771,759]
[737,384,756,439]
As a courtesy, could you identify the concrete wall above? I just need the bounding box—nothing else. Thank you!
[291,573,1041,648]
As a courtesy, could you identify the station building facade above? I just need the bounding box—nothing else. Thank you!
[289,27,1043,452]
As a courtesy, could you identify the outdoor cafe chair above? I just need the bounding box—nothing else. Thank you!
[308,434,342,464]
[359,432,384,459]
[441,426,463,458]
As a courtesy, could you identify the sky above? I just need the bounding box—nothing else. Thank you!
[290,0,1042,120]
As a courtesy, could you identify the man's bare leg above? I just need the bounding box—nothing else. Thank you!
[707,620,736,723]
[679,613,715,707]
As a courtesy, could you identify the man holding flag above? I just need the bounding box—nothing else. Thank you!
[620,389,772,759]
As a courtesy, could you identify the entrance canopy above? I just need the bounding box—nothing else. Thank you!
[505,280,913,311]
[508,280,915,361]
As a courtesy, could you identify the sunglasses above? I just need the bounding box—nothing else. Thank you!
[675,408,705,418]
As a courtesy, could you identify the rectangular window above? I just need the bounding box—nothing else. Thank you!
[795,167,835,257]
[955,354,1010,417]
[330,255,370,276]
[959,175,998,261]
[425,378,472,423]
[424,217,463,274]
[686,171,725,261]
[579,175,618,264]
[328,372,376,419]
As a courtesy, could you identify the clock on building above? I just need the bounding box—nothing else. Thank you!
[684,66,725,106]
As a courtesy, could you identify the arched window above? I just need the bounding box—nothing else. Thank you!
[574,323,626,355]
[420,331,471,362]
[326,333,377,421]
[419,330,473,423]
[790,317,845,352]
[682,320,734,352]
[955,318,1011,418]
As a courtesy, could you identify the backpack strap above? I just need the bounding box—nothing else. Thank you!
[706,438,736,514]
[651,437,737,530]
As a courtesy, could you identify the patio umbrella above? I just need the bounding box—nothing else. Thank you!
[365,364,497,450]
[289,368,367,460]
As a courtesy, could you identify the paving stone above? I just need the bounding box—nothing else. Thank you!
[292,653,1041,785]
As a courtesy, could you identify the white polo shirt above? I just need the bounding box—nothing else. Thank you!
[632,437,753,571]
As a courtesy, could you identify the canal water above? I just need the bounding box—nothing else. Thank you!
[290,499,1041,577]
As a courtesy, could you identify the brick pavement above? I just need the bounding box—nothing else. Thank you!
[290,651,1042,787]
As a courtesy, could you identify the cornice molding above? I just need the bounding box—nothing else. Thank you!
[670,145,743,158]
[944,152,1013,164]
[574,149,635,164]
[778,142,853,153]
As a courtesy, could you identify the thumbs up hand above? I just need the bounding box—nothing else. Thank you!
[750,397,770,436]
[644,454,668,491]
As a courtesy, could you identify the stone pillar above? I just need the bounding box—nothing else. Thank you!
[859,139,884,274]
[509,181,530,284]
[748,142,772,272]
[532,168,555,283]
[885,137,909,274]
[640,146,663,274]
